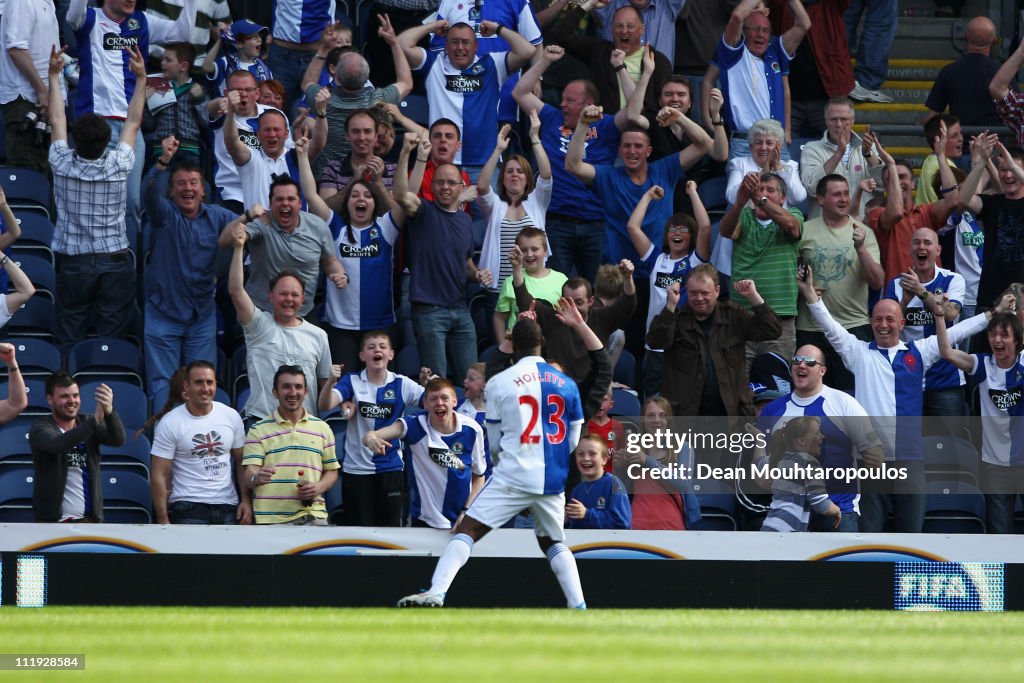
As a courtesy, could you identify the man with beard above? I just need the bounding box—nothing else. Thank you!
[30,373,125,523]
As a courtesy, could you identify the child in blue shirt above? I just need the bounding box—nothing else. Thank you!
[566,434,631,529]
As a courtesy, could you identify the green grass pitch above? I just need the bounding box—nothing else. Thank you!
[1,607,1022,681]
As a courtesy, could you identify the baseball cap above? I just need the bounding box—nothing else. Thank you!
[750,383,786,403]
[231,19,269,38]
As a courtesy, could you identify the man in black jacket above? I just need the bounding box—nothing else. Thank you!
[30,372,126,523]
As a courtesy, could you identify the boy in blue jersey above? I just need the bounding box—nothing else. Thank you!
[399,314,589,608]
[318,331,430,526]
[203,19,272,96]
[364,378,487,529]
[566,434,631,529]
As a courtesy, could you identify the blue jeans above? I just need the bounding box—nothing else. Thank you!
[169,500,238,525]
[411,303,477,382]
[55,252,137,350]
[982,463,1024,534]
[104,118,145,254]
[859,460,927,532]
[267,42,315,115]
[545,217,605,282]
[144,302,217,403]
[844,0,899,89]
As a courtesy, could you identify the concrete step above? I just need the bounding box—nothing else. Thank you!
[895,16,963,40]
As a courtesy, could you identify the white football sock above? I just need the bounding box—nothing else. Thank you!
[547,543,585,608]
[428,533,474,595]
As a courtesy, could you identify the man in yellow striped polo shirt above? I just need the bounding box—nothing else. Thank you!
[243,365,340,525]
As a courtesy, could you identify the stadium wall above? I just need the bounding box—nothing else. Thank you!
[0,526,1020,610]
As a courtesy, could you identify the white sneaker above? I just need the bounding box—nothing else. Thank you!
[397,591,445,608]
[849,81,894,104]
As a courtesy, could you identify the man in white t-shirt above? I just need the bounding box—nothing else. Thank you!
[150,360,248,524]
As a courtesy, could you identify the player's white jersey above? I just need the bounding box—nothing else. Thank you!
[485,355,584,494]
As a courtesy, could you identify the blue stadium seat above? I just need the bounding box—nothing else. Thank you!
[922,435,980,487]
[4,297,57,343]
[101,470,153,523]
[0,429,33,469]
[11,253,56,302]
[613,348,637,388]
[698,176,729,219]
[0,377,52,416]
[67,337,145,388]
[396,344,421,379]
[789,137,815,167]
[0,337,61,379]
[923,481,986,534]
[0,167,51,219]
[235,386,251,413]
[9,211,55,266]
[399,94,430,128]
[100,435,152,477]
[78,380,149,433]
[608,388,641,418]
[689,480,738,531]
[0,466,35,521]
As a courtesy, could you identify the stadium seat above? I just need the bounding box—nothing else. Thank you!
[100,435,152,477]
[396,344,421,379]
[101,470,153,523]
[78,380,149,433]
[613,348,637,388]
[923,481,986,534]
[789,137,814,167]
[11,253,56,302]
[689,480,739,531]
[609,387,641,418]
[231,344,248,402]
[9,212,55,266]
[0,377,52,416]
[922,435,981,487]
[0,167,51,219]
[235,386,250,413]
[0,466,35,522]
[0,430,33,469]
[697,176,729,220]
[0,338,61,379]
[67,337,145,388]
[4,297,57,343]
[215,387,231,406]
[399,94,430,127]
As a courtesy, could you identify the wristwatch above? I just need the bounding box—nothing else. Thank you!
[758,196,768,207]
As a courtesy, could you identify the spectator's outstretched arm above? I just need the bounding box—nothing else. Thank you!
[706,88,729,162]
[222,90,252,166]
[555,296,612,420]
[393,134,423,216]
[2,251,36,312]
[725,0,764,47]
[149,0,198,44]
[514,46,558,115]
[379,14,413,99]
[700,64,720,130]
[933,298,974,373]
[301,22,336,91]
[566,105,602,184]
[721,172,757,239]
[687,181,713,261]
[627,185,663,257]
[122,46,148,144]
[398,20,443,69]
[480,21,537,72]
[959,132,997,214]
[0,187,21,252]
[780,0,812,56]
[672,109,714,170]
[0,344,27,425]
[990,38,1024,100]
[875,140,903,234]
[928,120,961,226]
[295,137,330,222]
[528,109,551,180]
[308,87,330,161]
[47,46,67,142]
[227,209,265,325]
[851,221,885,290]
[203,23,224,75]
[478,124,511,197]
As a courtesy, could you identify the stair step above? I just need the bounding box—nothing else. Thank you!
[853,103,929,112]
[893,16,962,39]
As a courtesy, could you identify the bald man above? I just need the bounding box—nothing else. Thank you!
[924,16,1002,127]
[797,264,1004,533]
